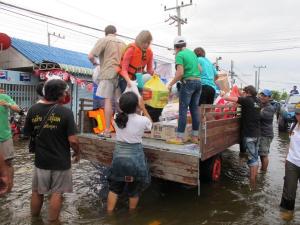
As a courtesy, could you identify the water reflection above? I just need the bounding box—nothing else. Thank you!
[1,122,300,224]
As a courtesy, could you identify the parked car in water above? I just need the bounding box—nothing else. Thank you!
[278,94,300,131]
[269,99,280,119]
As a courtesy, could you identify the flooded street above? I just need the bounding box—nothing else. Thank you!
[1,124,300,225]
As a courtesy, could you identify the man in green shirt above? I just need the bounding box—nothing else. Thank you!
[167,37,202,144]
[0,89,22,192]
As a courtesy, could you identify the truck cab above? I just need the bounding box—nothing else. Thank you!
[278,94,300,131]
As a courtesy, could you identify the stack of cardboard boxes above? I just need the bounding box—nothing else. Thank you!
[150,120,192,142]
[142,103,193,142]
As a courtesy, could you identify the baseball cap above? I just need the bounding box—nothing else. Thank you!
[295,102,300,113]
[260,89,272,97]
[174,36,186,46]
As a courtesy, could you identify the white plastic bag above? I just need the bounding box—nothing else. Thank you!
[124,80,141,98]
[92,66,101,85]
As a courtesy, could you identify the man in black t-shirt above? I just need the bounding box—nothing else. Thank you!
[24,79,80,223]
[222,85,261,189]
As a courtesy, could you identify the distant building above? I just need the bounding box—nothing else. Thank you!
[0,37,94,121]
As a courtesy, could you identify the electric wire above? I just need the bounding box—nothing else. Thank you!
[0,1,173,50]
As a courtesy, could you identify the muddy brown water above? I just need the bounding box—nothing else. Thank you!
[1,123,299,225]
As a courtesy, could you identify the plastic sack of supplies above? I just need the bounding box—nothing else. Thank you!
[143,74,169,109]
[92,65,101,85]
[124,80,141,98]
[214,84,240,120]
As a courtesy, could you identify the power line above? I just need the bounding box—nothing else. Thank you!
[0,7,100,39]
[235,76,250,86]
[191,36,300,45]
[2,1,300,55]
[0,7,175,62]
[164,0,193,35]
[0,1,172,50]
[54,0,117,26]
[261,80,300,85]
[209,46,300,54]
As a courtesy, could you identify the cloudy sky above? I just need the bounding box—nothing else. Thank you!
[0,0,299,92]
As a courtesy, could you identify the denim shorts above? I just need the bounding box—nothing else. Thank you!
[258,136,273,156]
[243,137,260,166]
[108,142,151,197]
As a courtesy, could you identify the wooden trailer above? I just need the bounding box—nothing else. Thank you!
[77,99,240,194]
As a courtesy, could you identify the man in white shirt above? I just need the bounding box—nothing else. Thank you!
[280,103,300,221]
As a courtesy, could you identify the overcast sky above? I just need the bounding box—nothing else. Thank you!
[1,0,299,92]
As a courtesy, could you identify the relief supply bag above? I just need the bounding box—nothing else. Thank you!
[124,80,141,98]
[92,65,101,85]
[142,74,169,109]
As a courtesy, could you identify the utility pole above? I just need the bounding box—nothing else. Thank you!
[255,70,258,89]
[164,0,193,35]
[47,32,65,47]
[229,60,236,85]
[215,56,222,71]
[254,65,266,91]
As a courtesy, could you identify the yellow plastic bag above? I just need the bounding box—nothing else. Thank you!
[143,74,169,109]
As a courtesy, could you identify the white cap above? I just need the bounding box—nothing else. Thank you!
[173,36,187,46]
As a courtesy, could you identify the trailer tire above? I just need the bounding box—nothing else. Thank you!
[200,155,222,182]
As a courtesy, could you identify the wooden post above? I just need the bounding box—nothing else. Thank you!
[78,98,84,133]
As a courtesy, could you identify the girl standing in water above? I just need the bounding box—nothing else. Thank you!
[107,91,152,212]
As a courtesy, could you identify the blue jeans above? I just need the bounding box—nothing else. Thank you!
[177,80,202,137]
[243,137,260,166]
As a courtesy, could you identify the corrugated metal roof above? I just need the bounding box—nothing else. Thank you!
[11,38,93,74]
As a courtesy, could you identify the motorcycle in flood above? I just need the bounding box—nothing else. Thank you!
[10,109,28,141]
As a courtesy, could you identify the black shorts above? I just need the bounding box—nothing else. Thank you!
[199,85,216,105]
[145,105,163,122]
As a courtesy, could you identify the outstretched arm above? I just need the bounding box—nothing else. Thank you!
[167,65,184,91]
[0,100,21,113]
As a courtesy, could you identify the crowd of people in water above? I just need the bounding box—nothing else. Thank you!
[0,24,300,223]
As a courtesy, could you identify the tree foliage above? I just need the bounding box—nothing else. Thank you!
[271,90,281,101]
[281,92,288,100]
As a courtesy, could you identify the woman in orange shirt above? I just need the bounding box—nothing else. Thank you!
[117,30,154,119]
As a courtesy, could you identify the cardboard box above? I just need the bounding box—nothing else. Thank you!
[151,121,168,140]
[215,74,230,93]
[151,120,192,141]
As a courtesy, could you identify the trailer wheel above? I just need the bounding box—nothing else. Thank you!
[200,155,222,182]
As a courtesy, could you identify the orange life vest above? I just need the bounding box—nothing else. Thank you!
[88,109,115,134]
[117,43,152,80]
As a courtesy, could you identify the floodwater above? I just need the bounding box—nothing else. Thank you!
[1,123,300,225]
